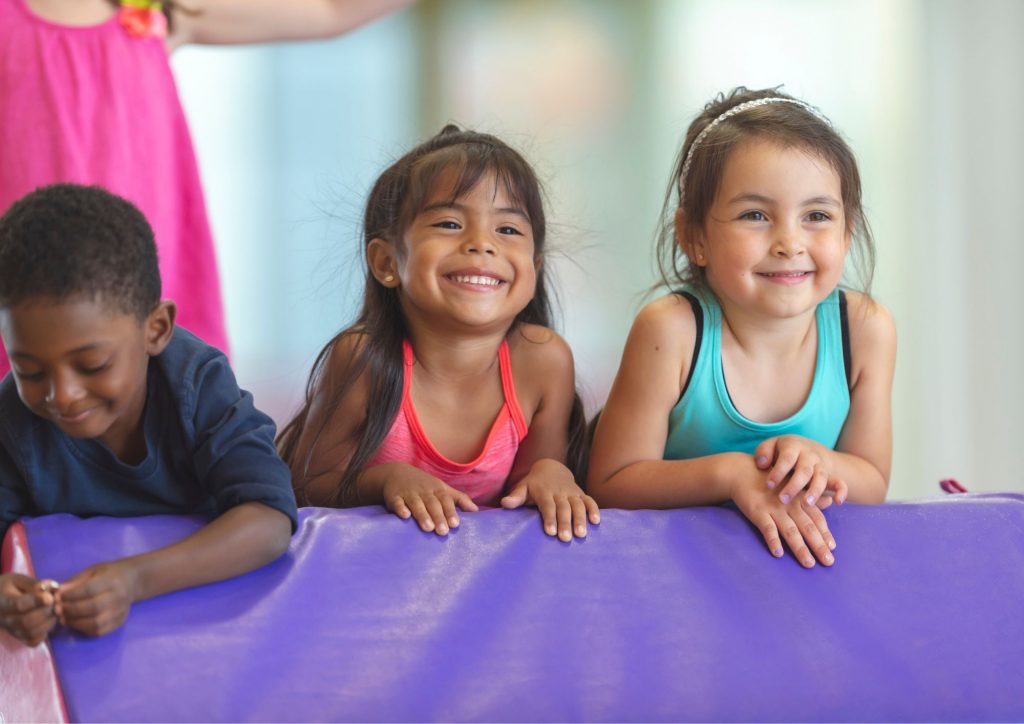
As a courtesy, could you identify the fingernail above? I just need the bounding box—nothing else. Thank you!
[825,553,835,565]
[449,516,460,527]
[766,479,776,489]
[559,530,571,542]
[772,548,783,557]
[757,455,768,466]
[546,525,556,536]
[780,494,791,504]
[576,525,586,537]
[804,558,815,568]
[437,525,448,535]
[806,494,815,505]
[828,539,836,550]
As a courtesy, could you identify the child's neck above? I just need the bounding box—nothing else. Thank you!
[406,328,508,381]
[718,302,817,358]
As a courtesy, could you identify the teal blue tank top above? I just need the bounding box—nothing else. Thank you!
[664,287,851,460]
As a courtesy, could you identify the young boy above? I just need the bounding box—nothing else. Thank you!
[0,184,297,647]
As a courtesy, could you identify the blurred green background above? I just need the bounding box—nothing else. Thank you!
[172,0,1024,500]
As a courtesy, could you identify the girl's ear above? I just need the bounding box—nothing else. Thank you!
[367,238,399,287]
[144,300,176,356]
[674,208,707,267]
[534,254,544,272]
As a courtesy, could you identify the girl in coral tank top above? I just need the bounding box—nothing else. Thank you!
[279,126,599,542]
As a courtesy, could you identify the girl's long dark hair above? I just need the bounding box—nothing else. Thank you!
[278,125,588,506]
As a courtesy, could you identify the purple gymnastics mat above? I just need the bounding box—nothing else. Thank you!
[20,495,1024,722]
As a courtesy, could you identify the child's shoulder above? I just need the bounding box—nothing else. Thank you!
[628,292,702,350]
[508,323,572,365]
[154,326,232,392]
[841,291,896,383]
[507,323,575,390]
[842,290,896,343]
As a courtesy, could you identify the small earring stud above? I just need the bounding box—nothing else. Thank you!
[383,274,394,284]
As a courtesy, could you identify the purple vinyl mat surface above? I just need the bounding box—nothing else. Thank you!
[22,495,1024,722]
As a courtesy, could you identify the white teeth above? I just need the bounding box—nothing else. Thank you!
[450,274,501,286]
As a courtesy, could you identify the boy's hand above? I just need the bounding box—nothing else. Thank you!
[57,560,141,637]
[727,454,837,568]
[501,459,600,542]
[380,466,479,536]
[755,435,849,507]
[0,573,58,646]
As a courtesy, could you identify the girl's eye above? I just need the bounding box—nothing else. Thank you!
[740,210,767,222]
[14,369,44,382]
[807,211,831,223]
[496,225,523,236]
[433,220,461,230]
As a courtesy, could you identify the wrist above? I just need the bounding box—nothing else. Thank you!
[718,452,753,502]
[112,557,146,604]
[355,465,391,505]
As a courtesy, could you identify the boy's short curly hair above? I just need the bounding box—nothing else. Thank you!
[0,183,161,319]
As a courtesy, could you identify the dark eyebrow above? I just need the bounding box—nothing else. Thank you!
[726,193,840,208]
[421,201,530,221]
[11,342,109,361]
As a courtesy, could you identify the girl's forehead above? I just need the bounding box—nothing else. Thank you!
[719,138,841,197]
[422,166,519,208]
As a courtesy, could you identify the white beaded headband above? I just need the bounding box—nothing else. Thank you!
[677,97,832,206]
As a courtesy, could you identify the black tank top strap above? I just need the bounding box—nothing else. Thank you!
[673,289,704,401]
[838,290,852,389]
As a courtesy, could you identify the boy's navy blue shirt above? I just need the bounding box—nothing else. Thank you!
[0,327,298,539]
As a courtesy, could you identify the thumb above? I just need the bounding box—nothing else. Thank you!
[500,481,529,509]
[455,491,479,513]
[754,439,777,469]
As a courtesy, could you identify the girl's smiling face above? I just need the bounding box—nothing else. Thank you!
[378,168,539,335]
[688,137,850,322]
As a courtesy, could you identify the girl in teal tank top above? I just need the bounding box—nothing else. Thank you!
[588,87,896,569]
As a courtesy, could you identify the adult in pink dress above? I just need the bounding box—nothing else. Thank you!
[0,0,414,377]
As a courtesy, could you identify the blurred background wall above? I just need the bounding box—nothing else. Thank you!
[172,0,1023,500]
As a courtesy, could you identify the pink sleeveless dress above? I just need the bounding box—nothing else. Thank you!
[0,0,228,377]
[368,340,530,507]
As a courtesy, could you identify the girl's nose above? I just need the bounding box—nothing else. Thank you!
[772,230,806,258]
[462,231,497,256]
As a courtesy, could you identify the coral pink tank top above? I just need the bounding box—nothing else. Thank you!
[368,340,529,507]
[0,0,228,378]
